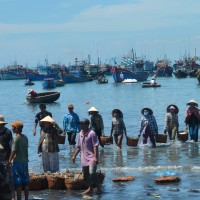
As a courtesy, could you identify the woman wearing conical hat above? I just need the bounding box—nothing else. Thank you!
[88,106,104,148]
[185,99,200,142]
[138,108,158,148]
[164,104,179,141]
[38,116,61,172]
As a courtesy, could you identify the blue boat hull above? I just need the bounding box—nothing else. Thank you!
[59,72,93,83]
[26,72,58,81]
[155,66,173,77]
[0,71,26,80]
[112,67,149,82]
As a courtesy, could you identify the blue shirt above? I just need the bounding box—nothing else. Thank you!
[63,112,80,133]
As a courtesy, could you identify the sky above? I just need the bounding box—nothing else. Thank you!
[0,0,200,67]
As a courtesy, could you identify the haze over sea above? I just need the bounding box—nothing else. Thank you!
[1,75,200,199]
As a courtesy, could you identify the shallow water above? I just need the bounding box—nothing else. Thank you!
[1,76,200,199]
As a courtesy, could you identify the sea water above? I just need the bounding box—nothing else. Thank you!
[1,76,200,199]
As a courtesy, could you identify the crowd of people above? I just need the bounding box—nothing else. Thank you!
[1,98,200,199]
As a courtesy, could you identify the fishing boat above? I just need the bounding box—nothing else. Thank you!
[173,69,188,78]
[58,62,93,83]
[24,79,34,86]
[112,67,148,82]
[54,79,65,87]
[122,78,137,83]
[97,75,108,84]
[26,91,60,103]
[26,60,67,81]
[155,60,173,77]
[42,78,56,89]
[142,82,161,88]
[0,63,27,80]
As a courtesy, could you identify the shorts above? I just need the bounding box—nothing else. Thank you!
[13,162,29,187]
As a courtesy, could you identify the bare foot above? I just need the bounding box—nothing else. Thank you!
[82,188,93,195]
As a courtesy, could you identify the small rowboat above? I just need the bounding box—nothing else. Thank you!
[26,91,60,103]
[112,176,135,182]
[154,176,181,183]
[142,82,161,88]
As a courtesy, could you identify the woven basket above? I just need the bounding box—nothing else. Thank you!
[29,174,43,191]
[154,176,181,183]
[178,130,188,142]
[41,175,48,190]
[101,136,113,145]
[126,136,139,147]
[58,134,66,144]
[156,134,167,143]
[46,174,66,190]
[65,173,87,190]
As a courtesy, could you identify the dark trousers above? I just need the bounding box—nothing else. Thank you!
[95,130,104,147]
[143,131,156,147]
[67,131,76,145]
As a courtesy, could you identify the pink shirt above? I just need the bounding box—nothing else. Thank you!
[77,129,99,167]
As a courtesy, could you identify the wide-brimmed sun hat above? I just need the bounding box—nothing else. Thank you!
[166,104,179,114]
[0,115,7,125]
[141,108,153,115]
[187,99,198,107]
[40,116,55,123]
[88,106,99,113]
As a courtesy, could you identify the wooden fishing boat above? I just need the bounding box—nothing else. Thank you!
[42,78,56,89]
[97,75,108,84]
[24,80,34,85]
[26,91,60,103]
[54,79,65,87]
[142,82,161,88]
[112,176,135,182]
[154,176,181,183]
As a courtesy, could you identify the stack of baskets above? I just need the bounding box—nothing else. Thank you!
[126,136,139,147]
[101,135,113,145]
[177,130,188,142]
[29,171,105,191]
[156,134,167,143]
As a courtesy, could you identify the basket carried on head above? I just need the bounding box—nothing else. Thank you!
[177,130,188,142]
[126,136,139,147]
[57,134,66,144]
[156,134,167,143]
[101,135,113,145]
